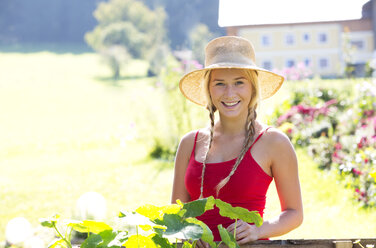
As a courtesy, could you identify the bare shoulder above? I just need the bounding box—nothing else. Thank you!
[264,127,293,146]
[263,127,297,160]
[178,130,197,154]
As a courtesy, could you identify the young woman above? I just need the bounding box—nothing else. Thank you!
[171,36,303,247]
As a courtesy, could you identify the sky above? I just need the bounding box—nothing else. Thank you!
[219,0,370,27]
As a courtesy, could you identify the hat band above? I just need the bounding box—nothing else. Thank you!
[205,51,256,68]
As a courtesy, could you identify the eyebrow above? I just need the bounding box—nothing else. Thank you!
[212,77,246,82]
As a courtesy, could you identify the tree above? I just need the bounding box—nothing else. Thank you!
[189,23,214,65]
[85,0,168,79]
[142,0,225,49]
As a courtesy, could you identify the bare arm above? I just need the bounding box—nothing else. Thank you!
[171,131,196,204]
[228,129,303,243]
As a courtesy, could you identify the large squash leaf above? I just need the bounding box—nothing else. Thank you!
[217,225,239,248]
[215,199,263,227]
[181,196,215,218]
[155,214,203,240]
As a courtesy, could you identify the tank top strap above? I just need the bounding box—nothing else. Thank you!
[249,127,272,150]
[190,130,200,159]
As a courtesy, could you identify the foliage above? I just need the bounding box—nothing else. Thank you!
[85,0,168,79]
[189,23,214,65]
[271,79,376,207]
[141,0,224,49]
[149,56,206,161]
[40,197,262,248]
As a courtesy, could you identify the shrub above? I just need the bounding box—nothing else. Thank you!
[271,79,376,207]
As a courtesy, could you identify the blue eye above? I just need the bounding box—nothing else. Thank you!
[215,82,225,86]
[235,81,244,85]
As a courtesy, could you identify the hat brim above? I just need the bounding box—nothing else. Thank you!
[179,66,285,106]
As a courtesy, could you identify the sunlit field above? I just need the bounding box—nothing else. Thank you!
[0,51,375,243]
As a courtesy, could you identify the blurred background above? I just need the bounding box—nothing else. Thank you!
[0,0,375,247]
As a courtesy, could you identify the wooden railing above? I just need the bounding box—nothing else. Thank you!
[175,239,376,248]
[71,239,376,248]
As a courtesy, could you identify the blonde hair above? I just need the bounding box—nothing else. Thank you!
[199,69,260,198]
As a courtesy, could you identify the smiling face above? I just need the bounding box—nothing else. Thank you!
[208,68,257,119]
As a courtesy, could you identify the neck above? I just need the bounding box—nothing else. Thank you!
[216,113,250,136]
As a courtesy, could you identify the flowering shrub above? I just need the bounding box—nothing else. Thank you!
[273,62,313,81]
[271,80,376,207]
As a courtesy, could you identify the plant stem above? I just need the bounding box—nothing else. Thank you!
[53,223,72,248]
[192,240,197,248]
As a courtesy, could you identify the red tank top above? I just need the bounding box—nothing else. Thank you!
[184,128,273,241]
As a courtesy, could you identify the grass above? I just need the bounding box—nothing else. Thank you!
[0,50,375,243]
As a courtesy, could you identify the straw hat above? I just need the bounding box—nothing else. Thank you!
[179,36,284,106]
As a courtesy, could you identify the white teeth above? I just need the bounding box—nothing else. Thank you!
[223,101,239,106]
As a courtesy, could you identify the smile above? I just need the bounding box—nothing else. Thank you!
[222,101,240,107]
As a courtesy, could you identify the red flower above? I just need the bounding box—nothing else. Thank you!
[352,168,362,176]
[357,137,367,149]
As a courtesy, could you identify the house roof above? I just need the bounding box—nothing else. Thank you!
[218,0,370,27]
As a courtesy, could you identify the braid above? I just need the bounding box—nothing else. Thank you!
[201,69,260,197]
[199,104,215,199]
[215,105,257,196]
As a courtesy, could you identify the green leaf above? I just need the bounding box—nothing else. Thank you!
[182,241,193,248]
[123,234,157,248]
[217,225,239,248]
[80,233,102,248]
[81,230,128,248]
[151,233,174,248]
[47,238,69,248]
[186,218,216,248]
[155,214,203,240]
[107,231,128,247]
[215,199,263,227]
[181,196,215,218]
[136,204,181,221]
[70,220,112,234]
[39,214,60,228]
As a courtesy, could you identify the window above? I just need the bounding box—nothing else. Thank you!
[261,35,271,47]
[319,58,329,68]
[262,60,272,71]
[286,59,295,68]
[318,33,328,43]
[351,40,365,50]
[304,58,311,67]
[285,34,295,45]
[303,33,310,42]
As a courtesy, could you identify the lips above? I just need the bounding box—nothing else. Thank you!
[222,101,240,107]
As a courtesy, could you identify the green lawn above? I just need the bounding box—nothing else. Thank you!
[0,51,375,243]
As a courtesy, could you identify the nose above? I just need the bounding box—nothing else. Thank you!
[224,84,235,97]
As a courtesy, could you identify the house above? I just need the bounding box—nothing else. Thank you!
[219,0,374,78]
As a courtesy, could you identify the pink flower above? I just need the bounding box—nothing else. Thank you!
[334,142,342,150]
[357,137,367,149]
[324,99,338,107]
[352,168,362,176]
